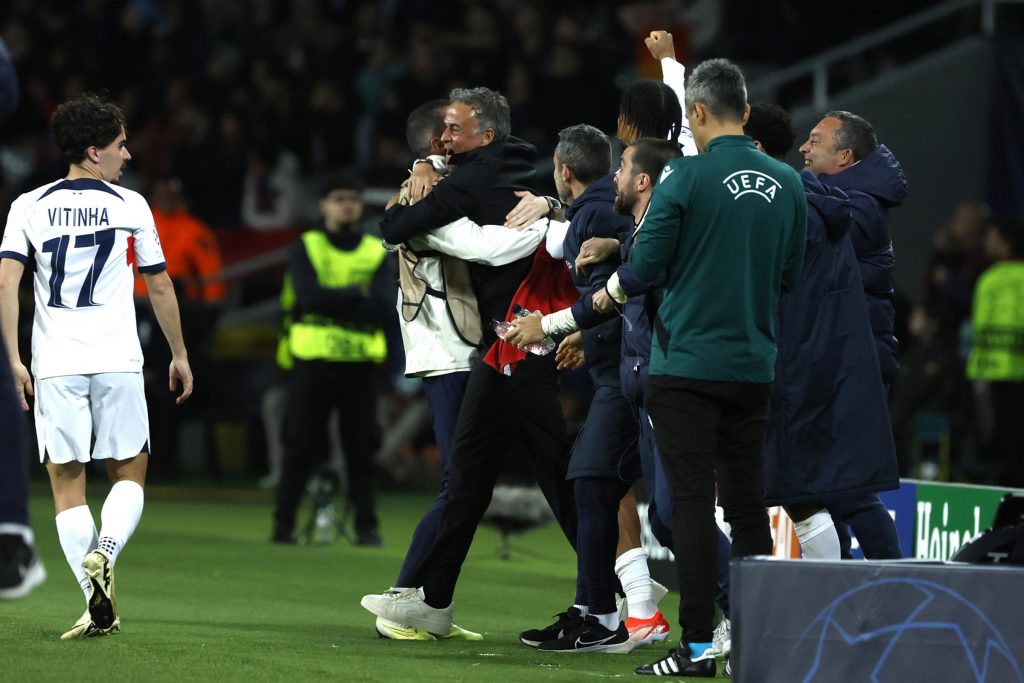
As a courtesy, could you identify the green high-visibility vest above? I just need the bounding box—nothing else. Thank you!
[967,261,1024,381]
[278,231,387,366]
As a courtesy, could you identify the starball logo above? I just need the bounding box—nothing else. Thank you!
[722,170,781,203]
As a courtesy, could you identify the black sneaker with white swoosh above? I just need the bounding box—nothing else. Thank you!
[536,614,634,653]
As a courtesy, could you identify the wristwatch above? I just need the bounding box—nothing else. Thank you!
[544,196,562,219]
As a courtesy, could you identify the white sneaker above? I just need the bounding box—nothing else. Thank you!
[360,587,453,634]
[712,617,732,657]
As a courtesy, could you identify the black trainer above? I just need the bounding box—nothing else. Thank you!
[635,645,716,677]
[537,615,634,653]
[355,528,383,547]
[0,534,46,600]
[519,607,584,647]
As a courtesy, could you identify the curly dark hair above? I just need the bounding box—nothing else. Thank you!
[745,102,796,159]
[619,79,682,144]
[49,94,127,165]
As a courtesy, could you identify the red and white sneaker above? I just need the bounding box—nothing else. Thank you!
[625,610,671,646]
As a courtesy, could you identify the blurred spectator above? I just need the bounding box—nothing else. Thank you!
[240,148,308,230]
[889,302,972,477]
[966,215,1024,487]
[925,201,993,338]
[135,178,225,481]
[135,177,225,303]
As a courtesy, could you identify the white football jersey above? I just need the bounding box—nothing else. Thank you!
[0,178,166,379]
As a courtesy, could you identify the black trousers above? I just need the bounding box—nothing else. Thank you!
[646,375,773,644]
[990,381,1024,487]
[0,344,28,526]
[273,360,381,539]
[416,353,577,608]
[575,477,633,614]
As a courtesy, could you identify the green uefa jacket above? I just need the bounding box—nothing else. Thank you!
[631,135,807,382]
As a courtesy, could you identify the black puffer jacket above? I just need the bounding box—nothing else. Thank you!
[818,144,907,384]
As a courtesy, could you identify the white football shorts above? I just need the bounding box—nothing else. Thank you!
[34,372,150,464]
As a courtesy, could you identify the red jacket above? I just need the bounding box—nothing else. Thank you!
[484,246,577,375]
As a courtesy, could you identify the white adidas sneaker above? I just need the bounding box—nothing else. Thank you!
[712,617,732,657]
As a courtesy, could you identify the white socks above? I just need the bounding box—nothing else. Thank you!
[97,480,145,565]
[593,612,619,631]
[573,604,589,617]
[55,505,98,603]
[615,547,657,619]
[794,509,841,559]
[0,523,34,545]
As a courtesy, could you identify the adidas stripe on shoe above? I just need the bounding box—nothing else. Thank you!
[636,643,716,677]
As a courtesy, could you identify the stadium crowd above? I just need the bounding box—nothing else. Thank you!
[0,2,1022,680]
[0,0,944,227]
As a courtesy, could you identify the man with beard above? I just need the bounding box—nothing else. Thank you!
[506,125,668,652]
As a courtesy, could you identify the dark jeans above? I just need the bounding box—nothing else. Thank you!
[273,360,381,539]
[395,371,470,586]
[416,353,577,608]
[646,376,773,644]
[0,345,29,526]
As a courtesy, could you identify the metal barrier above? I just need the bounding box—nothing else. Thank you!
[748,0,1024,110]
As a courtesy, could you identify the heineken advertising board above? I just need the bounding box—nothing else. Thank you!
[913,481,1015,560]
[640,480,1022,577]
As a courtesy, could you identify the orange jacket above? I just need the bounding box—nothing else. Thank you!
[134,208,226,302]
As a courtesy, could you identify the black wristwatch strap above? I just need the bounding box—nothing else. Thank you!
[545,196,562,219]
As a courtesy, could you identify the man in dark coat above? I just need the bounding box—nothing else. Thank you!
[361,87,578,636]
[799,110,907,558]
[753,105,901,558]
[799,111,908,389]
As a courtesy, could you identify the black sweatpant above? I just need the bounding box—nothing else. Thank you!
[416,353,577,608]
[646,376,773,644]
[273,360,381,539]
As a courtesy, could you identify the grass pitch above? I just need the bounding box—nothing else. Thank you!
[2,490,728,681]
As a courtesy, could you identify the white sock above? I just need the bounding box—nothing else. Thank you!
[615,547,657,619]
[97,480,145,565]
[0,523,34,546]
[794,509,841,559]
[55,505,98,604]
[573,604,589,617]
[593,611,619,631]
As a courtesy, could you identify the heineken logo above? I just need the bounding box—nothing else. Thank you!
[723,170,781,203]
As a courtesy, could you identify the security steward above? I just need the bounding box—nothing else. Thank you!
[272,173,394,546]
[967,216,1024,487]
